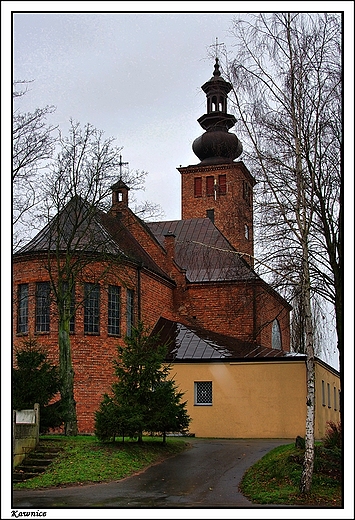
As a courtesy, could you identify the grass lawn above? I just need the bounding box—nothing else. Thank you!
[239,443,342,507]
[13,434,190,490]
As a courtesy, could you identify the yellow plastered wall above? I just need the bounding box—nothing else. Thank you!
[171,361,307,439]
[315,362,341,438]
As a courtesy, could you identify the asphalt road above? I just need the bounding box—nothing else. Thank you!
[12,438,291,509]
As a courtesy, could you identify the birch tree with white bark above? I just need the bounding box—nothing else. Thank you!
[220,12,341,494]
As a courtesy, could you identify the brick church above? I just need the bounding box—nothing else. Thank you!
[13,59,340,438]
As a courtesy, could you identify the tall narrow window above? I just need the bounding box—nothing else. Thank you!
[108,285,120,336]
[206,176,214,196]
[243,180,252,205]
[218,174,226,194]
[206,209,214,223]
[126,289,134,337]
[17,284,29,334]
[272,319,282,350]
[195,381,212,405]
[62,281,75,333]
[321,380,326,406]
[327,383,331,408]
[35,282,50,332]
[334,387,337,411]
[244,224,249,240]
[194,177,202,197]
[84,283,100,334]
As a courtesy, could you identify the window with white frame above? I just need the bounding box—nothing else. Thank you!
[194,381,212,405]
[84,283,100,334]
[108,285,120,336]
[17,283,29,334]
[126,288,134,337]
[35,282,50,332]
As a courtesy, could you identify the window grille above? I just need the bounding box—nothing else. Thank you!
[194,177,202,197]
[84,283,100,334]
[17,284,28,334]
[35,282,50,332]
[195,381,212,405]
[126,289,134,337]
[62,281,75,333]
[108,285,120,335]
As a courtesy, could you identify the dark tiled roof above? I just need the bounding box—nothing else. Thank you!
[152,317,297,361]
[147,218,258,283]
[15,196,170,281]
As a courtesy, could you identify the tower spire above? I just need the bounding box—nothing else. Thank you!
[191,60,242,164]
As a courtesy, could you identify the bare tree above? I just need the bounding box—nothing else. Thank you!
[17,120,160,435]
[13,84,57,250]
[220,12,341,494]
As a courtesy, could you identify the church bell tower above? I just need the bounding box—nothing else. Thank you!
[178,58,256,267]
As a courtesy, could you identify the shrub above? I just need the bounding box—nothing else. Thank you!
[13,337,64,432]
[322,420,342,449]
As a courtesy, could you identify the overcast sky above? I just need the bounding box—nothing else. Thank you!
[11,9,247,220]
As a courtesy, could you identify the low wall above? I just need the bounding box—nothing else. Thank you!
[13,404,40,468]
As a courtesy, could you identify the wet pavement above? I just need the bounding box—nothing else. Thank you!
[12,438,291,508]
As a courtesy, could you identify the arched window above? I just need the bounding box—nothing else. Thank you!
[272,319,282,350]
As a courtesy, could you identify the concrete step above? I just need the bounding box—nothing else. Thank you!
[13,439,63,482]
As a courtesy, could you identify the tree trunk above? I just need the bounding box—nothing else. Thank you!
[299,247,315,494]
[59,321,78,436]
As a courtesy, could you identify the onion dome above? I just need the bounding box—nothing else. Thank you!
[192,58,243,164]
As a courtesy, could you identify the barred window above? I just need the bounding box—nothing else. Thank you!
[17,284,29,334]
[126,289,134,337]
[195,381,212,405]
[35,282,50,332]
[108,285,120,335]
[84,283,100,334]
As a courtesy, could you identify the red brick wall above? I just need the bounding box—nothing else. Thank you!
[175,281,290,351]
[13,256,177,433]
[179,162,255,266]
[13,249,290,433]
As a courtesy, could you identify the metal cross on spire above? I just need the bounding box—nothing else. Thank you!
[210,37,224,60]
[118,154,128,179]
